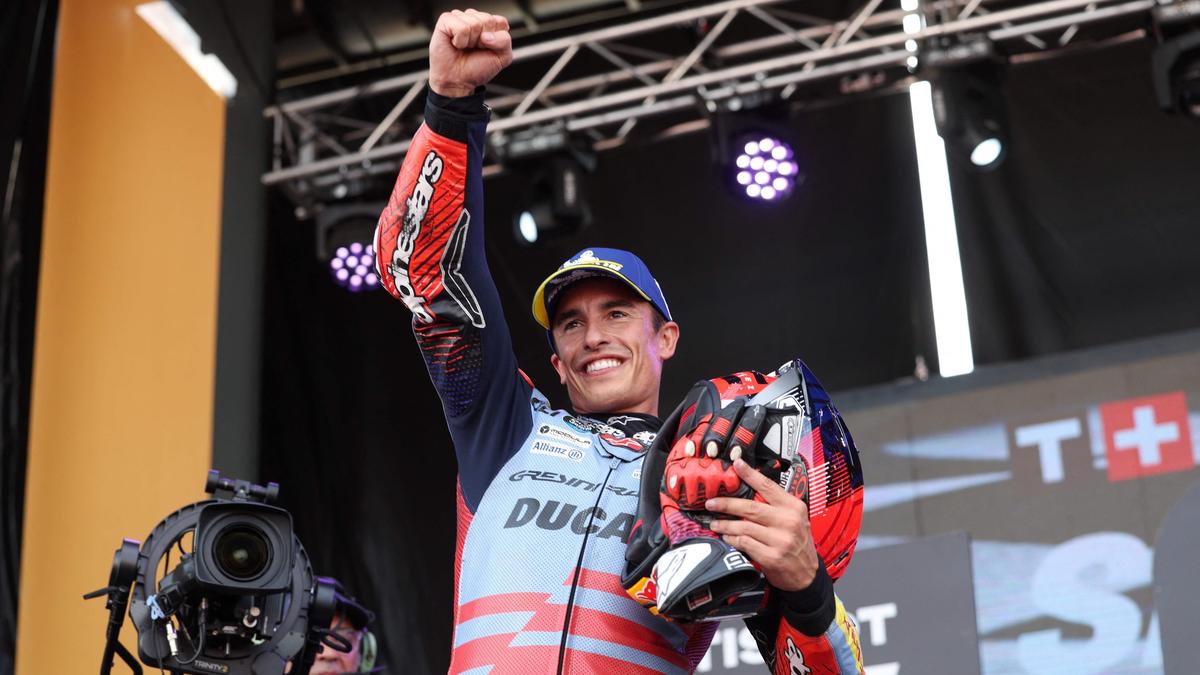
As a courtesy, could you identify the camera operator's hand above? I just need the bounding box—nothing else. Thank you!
[429,9,513,97]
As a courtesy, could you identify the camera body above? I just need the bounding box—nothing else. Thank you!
[96,471,336,675]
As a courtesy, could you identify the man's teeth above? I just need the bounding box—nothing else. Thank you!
[586,358,621,374]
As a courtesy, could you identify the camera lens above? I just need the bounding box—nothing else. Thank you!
[214,525,270,581]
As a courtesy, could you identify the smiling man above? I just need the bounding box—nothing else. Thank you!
[374,9,862,674]
[539,253,678,417]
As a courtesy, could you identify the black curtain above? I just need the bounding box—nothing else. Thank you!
[0,1,57,673]
[259,189,460,674]
[952,39,1200,365]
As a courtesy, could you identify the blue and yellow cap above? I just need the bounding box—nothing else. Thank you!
[532,247,673,330]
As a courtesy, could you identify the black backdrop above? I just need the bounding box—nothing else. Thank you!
[0,2,56,673]
[953,39,1200,363]
[259,38,1200,674]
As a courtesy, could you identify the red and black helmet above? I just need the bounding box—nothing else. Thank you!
[673,360,865,581]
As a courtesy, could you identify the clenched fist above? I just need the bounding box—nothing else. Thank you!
[429,9,513,98]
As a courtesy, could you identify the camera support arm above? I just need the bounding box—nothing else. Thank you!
[289,577,339,675]
[84,539,144,675]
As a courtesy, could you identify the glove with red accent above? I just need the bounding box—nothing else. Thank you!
[623,373,800,622]
[662,397,792,527]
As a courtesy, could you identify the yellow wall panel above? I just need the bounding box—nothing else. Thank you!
[17,0,226,671]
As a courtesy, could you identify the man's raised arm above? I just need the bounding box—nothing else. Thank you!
[373,11,528,509]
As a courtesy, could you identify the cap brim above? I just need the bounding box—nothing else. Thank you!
[531,264,656,329]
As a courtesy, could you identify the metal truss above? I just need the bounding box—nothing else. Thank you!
[264,0,1160,206]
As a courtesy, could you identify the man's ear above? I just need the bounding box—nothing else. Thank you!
[657,321,680,361]
[550,352,568,385]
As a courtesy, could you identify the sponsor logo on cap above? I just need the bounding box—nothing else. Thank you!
[562,249,623,273]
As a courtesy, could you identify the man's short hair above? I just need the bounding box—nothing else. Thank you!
[649,308,667,333]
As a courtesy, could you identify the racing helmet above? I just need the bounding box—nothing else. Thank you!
[673,360,864,581]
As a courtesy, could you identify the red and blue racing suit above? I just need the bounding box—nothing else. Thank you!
[374,89,864,675]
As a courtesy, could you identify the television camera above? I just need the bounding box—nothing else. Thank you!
[86,471,348,675]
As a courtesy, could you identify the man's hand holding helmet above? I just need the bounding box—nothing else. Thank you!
[707,457,819,592]
[622,361,864,623]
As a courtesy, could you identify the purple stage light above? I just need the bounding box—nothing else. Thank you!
[732,136,797,202]
[329,240,382,292]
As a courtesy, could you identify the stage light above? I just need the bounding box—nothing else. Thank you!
[1150,0,1200,118]
[909,81,975,377]
[1152,35,1200,116]
[930,61,1009,171]
[516,211,539,244]
[732,135,798,202]
[315,203,385,293]
[970,138,1003,167]
[512,157,592,246]
[328,242,379,292]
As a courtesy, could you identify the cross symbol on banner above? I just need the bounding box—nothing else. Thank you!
[1099,392,1195,482]
[1113,405,1180,466]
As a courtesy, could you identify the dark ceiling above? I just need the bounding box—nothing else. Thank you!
[273,0,709,90]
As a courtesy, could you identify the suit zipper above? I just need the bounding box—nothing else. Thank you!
[556,456,622,675]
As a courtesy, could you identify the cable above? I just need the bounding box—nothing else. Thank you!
[176,599,207,665]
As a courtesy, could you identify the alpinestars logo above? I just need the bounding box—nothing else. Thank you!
[634,430,657,446]
[784,637,812,675]
[390,150,443,323]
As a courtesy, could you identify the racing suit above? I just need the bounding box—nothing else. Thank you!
[374,89,864,675]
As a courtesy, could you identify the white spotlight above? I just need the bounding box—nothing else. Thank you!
[517,211,538,244]
[970,138,1004,167]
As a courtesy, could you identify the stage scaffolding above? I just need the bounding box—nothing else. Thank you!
[263,0,1161,209]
